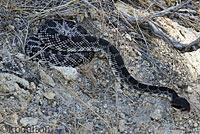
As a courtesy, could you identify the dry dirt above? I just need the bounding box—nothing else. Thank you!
[0,0,199,134]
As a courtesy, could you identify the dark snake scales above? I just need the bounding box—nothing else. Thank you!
[25,19,190,111]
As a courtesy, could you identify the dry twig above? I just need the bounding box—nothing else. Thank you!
[174,37,200,52]
[118,0,200,52]
[119,0,193,24]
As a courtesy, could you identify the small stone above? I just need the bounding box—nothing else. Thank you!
[103,103,108,109]
[52,101,57,107]
[125,33,131,41]
[39,69,55,87]
[20,117,38,126]
[186,86,194,93]
[54,66,78,81]
[179,126,185,130]
[0,73,30,92]
[43,92,56,100]
[8,25,15,31]
[11,113,19,125]
[120,113,125,119]
[150,109,162,120]
[104,32,109,37]
[30,82,36,90]
[194,122,198,127]
[188,120,194,127]
[111,28,117,32]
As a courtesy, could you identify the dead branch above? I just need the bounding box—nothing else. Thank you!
[121,7,200,52]
[119,0,193,24]
[147,21,180,45]
[147,21,200,52]
[174,37,200,52]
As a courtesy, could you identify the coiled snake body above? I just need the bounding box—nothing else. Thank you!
[25,19,190,111]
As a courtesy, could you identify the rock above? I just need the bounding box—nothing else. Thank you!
[29,82,36,90]
[20,117,38,126]
[120,113,125,119]
[194,122,198,127]
[43,92,56,100]
[39,69,55,87]
[0,73,30,92]
[54,66,78,81]
[11,113,19,125]
[150,108,163,120]
[125,33,132,41]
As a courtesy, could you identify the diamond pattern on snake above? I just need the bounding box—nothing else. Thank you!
[25,19,190,111]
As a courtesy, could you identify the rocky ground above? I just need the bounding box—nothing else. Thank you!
[0,0,200,134]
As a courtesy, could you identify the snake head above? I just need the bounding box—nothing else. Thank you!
[171,97,190,112]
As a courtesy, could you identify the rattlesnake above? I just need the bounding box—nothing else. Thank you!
[25,19,190,111]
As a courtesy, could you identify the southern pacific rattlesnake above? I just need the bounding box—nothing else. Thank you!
[25,19,190,111]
